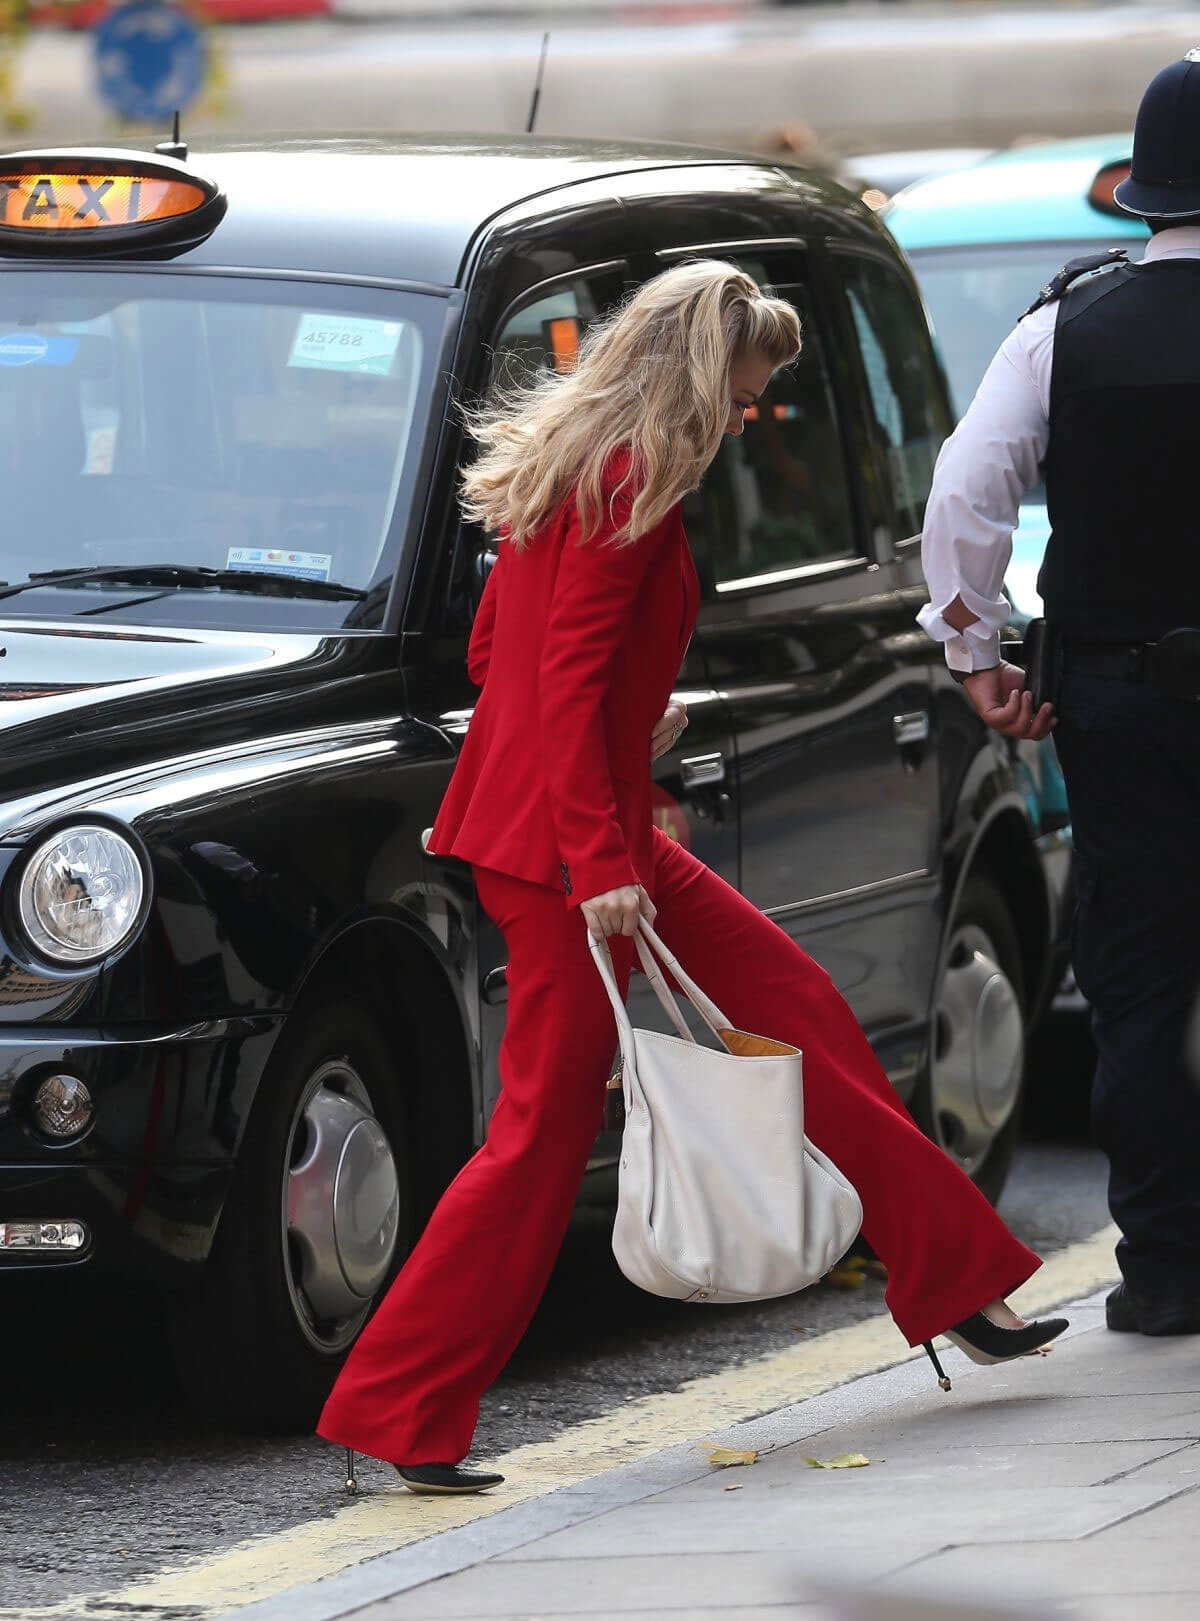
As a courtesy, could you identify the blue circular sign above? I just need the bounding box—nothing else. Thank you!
[93,1,206,125]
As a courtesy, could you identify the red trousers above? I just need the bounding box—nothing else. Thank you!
[318,831,1039,1465]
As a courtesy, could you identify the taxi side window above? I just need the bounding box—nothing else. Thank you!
[833,253,952,542]
[454,270,627,617]
[488,271,627,391]
[684,277,860,590]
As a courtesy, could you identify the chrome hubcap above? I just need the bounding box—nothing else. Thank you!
[930,922,1024,1175]
[283,1058,400,1353]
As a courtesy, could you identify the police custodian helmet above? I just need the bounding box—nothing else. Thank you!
[1115,50,1200,219]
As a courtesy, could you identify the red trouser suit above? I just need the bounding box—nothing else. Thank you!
[318,464,1040,1466]
[319,833,1039,1465]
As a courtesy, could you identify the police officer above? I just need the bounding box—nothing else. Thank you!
[919,53,1200,1337]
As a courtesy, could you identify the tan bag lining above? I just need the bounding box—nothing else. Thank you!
[717,1028,800,1059]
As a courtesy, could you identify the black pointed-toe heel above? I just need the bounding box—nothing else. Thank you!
[946,1310,1069,1366]
[344,1448,359,1495]
[395,1463,505,1495]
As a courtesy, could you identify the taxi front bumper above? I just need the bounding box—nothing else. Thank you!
[0,1016,279,1283]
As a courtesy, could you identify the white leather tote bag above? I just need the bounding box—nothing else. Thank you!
[589,918,862,1303]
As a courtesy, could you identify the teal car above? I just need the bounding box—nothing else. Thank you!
[886,136,1148,618]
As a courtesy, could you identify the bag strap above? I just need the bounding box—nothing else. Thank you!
[587,931,642,1098]
[587,917,732,1066]
[636,917,731,1039]
[632,931,695,1043]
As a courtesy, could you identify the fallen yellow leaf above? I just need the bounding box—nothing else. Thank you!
[699,1445,759,1469]
[803,1452,870,1470]
[826,1255,888,1289]
[825,1263,866,1290]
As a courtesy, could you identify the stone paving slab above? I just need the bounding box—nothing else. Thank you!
[1099,1484,1200,1540]
[664,1437,1181,1493]
[353,1551,823,1618]
[874,1527,1200,1604]
[1109,1440,1200,1485]
[489,1481,1183,1562]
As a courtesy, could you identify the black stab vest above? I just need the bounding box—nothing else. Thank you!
[1039,259,1200,641]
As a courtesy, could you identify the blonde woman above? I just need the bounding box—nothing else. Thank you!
[318,261,1066,1495]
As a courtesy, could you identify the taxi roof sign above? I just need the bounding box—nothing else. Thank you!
[0,149,224,256]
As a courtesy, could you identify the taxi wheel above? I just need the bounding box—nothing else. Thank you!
[167,999,409,1426]
[918,877,1027,1207]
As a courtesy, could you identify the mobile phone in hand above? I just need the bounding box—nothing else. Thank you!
[1022,618,1061,710]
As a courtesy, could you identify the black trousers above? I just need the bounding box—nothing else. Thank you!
[1054,669,1200,1299]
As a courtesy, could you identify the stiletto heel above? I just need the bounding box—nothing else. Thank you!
[345,1448,358,1495]
[923,1340,952,1392]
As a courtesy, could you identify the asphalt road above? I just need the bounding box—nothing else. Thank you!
[0,1013,1110,1620]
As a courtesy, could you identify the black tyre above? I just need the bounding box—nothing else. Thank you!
[917,876,1027,1206]
[167,1000,408,1426]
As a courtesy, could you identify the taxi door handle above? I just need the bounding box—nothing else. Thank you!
[892,712,930,748]
[680,752,726,789]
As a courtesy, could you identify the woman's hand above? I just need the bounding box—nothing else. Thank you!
[581,885,657,941]
[651,700,688,762]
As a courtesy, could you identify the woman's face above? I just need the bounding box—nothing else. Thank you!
[724,349,778,436]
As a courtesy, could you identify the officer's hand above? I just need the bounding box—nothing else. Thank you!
[581,885,656,941]
[963,660,1057,741]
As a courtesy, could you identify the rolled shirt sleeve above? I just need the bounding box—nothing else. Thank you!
[918,305,1055,672]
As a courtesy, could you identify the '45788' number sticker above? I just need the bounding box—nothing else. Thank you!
[288,313,403,376]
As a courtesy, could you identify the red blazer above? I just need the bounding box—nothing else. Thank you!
[428,463,698,907]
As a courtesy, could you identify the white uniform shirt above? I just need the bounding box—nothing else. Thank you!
[917,226,1200,671]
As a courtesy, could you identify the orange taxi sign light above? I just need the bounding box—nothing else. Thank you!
[545,315,582,374]
[0,150,225,255]
[0,172,208,231]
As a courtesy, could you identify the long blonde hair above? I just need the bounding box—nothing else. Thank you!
[460,260,802,548]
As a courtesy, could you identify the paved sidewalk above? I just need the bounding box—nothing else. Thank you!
[231,1288,1200,1621]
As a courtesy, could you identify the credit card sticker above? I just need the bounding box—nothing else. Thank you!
[225,547,333,583]
[288,314,402,376]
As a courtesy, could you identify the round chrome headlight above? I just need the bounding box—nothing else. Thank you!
[17,824,145,965]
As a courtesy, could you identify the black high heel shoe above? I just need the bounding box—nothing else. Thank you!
[395,1462,504,1495]
[922,1309,1068,1392]
[342,1449,505,1496]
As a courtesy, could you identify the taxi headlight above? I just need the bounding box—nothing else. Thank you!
[17,825,145,965]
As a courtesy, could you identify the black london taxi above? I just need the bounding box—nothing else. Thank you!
[0,135,1071,1422]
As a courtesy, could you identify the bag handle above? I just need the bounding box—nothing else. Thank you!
[635,917,731,1040]
[587,929,642,1098]
[587,917,732,1080]
[631,930,695,1043]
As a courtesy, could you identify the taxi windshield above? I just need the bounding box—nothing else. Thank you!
[0,271,444,628]
[908,238,1144,420]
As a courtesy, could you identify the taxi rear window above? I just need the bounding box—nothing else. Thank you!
[0,271,443,624]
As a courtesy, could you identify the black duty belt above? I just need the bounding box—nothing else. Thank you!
[1062,628,1200,698]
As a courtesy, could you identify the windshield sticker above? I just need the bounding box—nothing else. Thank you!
[0,332,80,368]
[288,313,403,376]
[225,547,333,583]
[84,426,117,476]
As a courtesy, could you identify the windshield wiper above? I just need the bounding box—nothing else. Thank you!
[0,564,366,604]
